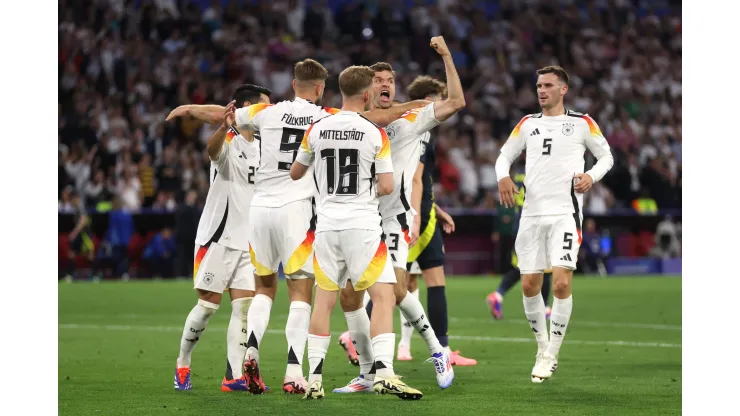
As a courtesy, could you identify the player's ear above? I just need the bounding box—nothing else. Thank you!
[243,101,251,108]
[292,79,297,91]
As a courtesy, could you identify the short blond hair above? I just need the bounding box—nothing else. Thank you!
[338,66,374,97]
[294,59,329,82]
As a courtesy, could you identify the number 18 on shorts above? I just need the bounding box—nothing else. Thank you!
[514,214,582,274]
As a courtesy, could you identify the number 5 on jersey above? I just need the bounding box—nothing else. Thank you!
[542,138,552,155]
[320,148,359,195]
[278,127,306,171]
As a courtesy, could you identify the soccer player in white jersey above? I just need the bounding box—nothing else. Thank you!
[178,60,429,394]
[290,65,423,400]
[171,84,271,392]
[334,36,464,392]
[495,65,614,383]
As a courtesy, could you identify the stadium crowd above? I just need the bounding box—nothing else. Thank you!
[59,0,682,215]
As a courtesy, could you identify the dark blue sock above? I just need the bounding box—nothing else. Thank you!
[542,273,552,307]
[427,286,448,347]
[365,300,373,318]
[496,269,522,296]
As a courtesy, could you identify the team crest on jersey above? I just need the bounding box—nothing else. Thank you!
[562,122,575,136]
[203,272,214,285]
[386,125,397,140]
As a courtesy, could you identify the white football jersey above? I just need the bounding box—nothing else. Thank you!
[495,110,614,217]
[195,127,259,251]
[378,103,440,218]
[234,97,339,208]
[295,111,393,232]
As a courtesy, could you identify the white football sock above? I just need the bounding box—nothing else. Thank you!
[546,295,573,357]
[285,301,311,378]
[345,307,373,380]
[371,333,396,378]
[363,291,371,307]
[398,292,443,355]
[307,334,330,383]
[177,299,219,368]
[245,294,272,362]
[523,293,549,353]
[398,288,418,348]
[226,297,251,379]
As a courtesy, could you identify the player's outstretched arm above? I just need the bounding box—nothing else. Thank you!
[166,104,225,124]
[576,115,614,193]
[206,101,236,161]
[363,100,431,127]
[430,36,466,122]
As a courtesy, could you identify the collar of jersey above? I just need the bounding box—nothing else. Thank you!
[294,96,313,104]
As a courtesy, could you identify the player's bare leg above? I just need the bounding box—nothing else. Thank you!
[304,287,336,399]
[174,289,221,391]
[243,273,278,394]
[221,288,254,392]
[367,282,423,400]
[283,276,313,393]
[397,272,419,360]
[521,272,552,382]
[333,285,375,393]
[531,267,573,382]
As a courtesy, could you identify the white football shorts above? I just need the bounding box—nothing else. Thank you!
[193,242,255,293]
[515,214,582,274]
[248,199,315,279]
[313,229,396,292]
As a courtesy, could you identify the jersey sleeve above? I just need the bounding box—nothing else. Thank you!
[581,115,614,183]
[295,123,317,166]
[373,128,393,174]
[214,127,238,169]
[495,116,530,180]
[400,103,442,138]
[234,103,272,131]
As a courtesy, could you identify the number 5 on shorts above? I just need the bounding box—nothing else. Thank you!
[563,232,573,250]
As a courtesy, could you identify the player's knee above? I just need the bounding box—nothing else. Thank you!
[551,278,571,297]
[370,282,396,307]
[520,276,543,297]
[422,266,445,287]
[196,289,222,305]
[339,286,363,311]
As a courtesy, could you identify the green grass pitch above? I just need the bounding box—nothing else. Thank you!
[59,276,681,415]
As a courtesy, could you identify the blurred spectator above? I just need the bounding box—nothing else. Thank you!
[95,196,134,278]
[143,228,176,277]
[579,218,608,276]
[649,215,682,259]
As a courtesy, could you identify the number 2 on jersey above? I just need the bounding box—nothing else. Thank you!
[320,148,359,195]
[278,127,306,171]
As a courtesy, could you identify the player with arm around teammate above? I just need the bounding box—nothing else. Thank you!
[172,84,271,392]
[290,65,423,400]
[334,36,465,393]
[171,59,432,394]
[495,65,614,383]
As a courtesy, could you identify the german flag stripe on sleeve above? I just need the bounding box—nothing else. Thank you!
[510,115,531,138]
[377,128,391,160]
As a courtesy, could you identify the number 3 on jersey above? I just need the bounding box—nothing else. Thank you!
[320,148,359,195]
[278,127,306,171]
